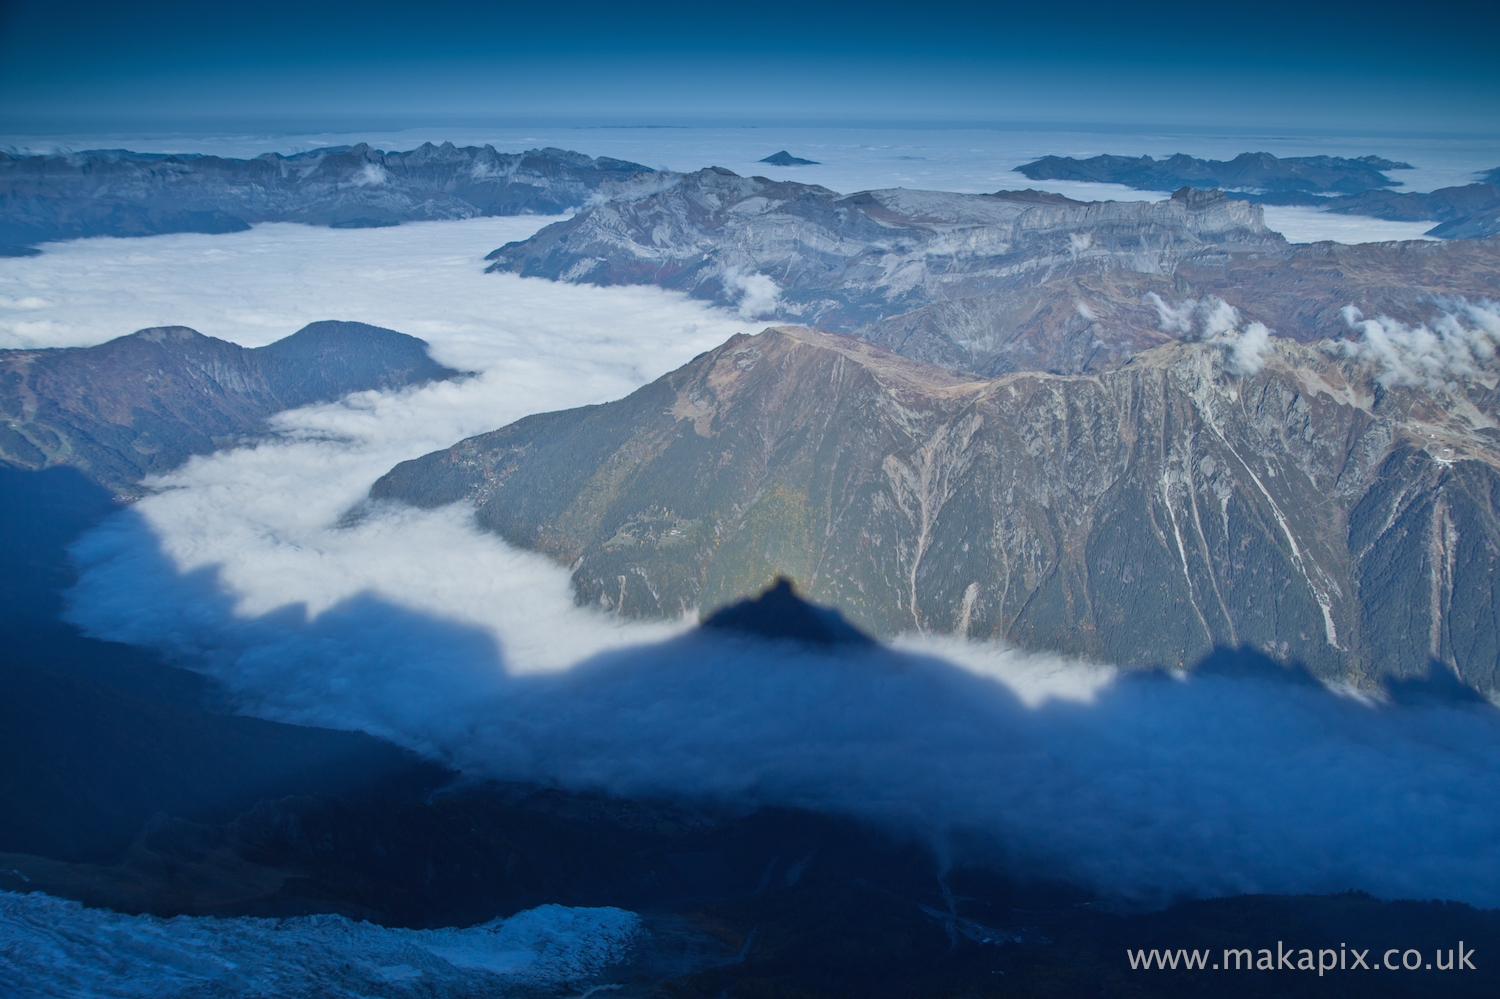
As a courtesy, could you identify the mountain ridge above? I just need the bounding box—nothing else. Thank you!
[0,143,652,252]
[371,324,1500,692]
[0,320,460,494]
[1015,151,1414,195]
[484,167,1500,377]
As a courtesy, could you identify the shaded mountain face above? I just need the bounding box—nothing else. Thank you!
[372,326,1500,692]
[0,143,652,251]
[1015,151,1413,195]
[0,320,460,494]
[1323,183,1500,224]
[484,167,1500,377]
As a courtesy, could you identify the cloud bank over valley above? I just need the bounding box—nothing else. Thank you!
[1,217,1487,910]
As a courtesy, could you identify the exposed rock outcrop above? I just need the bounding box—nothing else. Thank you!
[373,325,1500,691]
[485,167,1500,376]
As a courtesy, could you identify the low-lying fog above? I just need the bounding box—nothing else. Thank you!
[0,214,1488,909]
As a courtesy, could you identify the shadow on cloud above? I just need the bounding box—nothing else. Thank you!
[63,505,1500,910]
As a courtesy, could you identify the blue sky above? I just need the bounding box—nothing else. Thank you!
[1,0,1496,133]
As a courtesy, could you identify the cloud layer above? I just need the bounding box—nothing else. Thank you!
[58,318,1500,909]
[1147,292,1271,374]
[1339,300,1500,390]
[67,494,1500,907]
[4,216,1496,910]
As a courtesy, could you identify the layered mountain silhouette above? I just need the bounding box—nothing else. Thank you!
[1015,151,1415,196]
[760,150,819,166]
[485,167,1500,376]
[1015,152,1500,237]
[0,143,652,252]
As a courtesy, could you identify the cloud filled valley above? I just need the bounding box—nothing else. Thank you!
[0,216,1487,914]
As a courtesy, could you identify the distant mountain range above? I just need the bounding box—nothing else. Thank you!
[1016,152,1415,195]
[1015,152,1500,237]
[0,143,652,254]
[0,321,459,495]
[760,150,819,165]
[485,168,1500,376]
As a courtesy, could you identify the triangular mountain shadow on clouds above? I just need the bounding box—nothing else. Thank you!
[701,576,873,646]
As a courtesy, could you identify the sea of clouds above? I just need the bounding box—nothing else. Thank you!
[0,215,1486,910]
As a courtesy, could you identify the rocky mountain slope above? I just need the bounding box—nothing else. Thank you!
[372,325,1500,692]
[0,143,650,252]
[0,321,459,494]
[485,167,1500,376]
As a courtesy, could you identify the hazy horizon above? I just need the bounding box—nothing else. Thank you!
[3,0,1497,135]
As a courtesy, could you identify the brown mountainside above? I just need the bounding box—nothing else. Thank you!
[373,327,1500,692]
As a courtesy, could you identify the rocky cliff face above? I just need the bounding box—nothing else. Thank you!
[373,326,1500,692]
[0,143,651,251]
[483,167,1500,376]
[0,321,459,493]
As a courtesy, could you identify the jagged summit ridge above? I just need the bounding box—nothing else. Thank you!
[484,165,1500,380]
[484,166,1284,375]
[372,323,1500,693]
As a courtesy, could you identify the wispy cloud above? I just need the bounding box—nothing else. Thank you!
[722,266,782,319]
[1338,300,1500,390]
[353,162,389,187]
[1146,293,1271,375]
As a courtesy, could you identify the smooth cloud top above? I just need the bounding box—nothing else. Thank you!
[1146,292,1272,375]
[9,214,1498,913]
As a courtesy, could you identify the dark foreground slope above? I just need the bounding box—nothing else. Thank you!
[0,143,650,252]
[0,465,448,862]
[485,168,1500,375]
[373,326,1500,692]
[0,321,460,860]
[0,320,459,494]
[6,774,1496,997]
